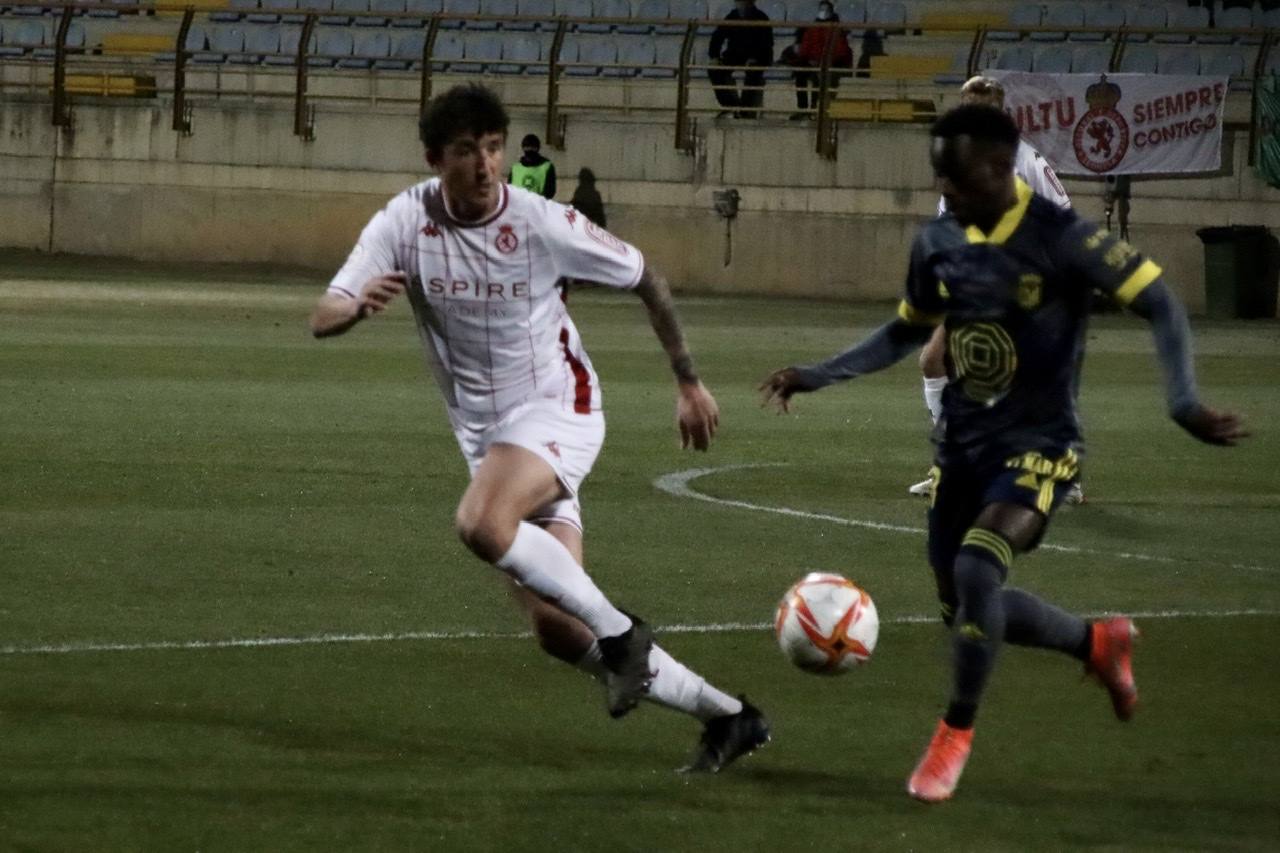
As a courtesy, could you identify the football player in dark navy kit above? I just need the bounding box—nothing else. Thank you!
[760,104,1247,803]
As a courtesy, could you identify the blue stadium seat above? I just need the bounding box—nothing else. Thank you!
[1077,2,1122,42]
[452,31,499,69]
[565,34,612,74]
[1123,5,1165,43]
[865,0,904,31]
[210,0,259,23]
[478,0,515,28]
[0,19,41,56]
[614,32,654,74]
[376,28,423,66]
[616,0,652,34]
[934,48,968,85]
[992,44,1032,71]
[1034,44,1072,73]
[238,23,278,62]
[1214,6,1260,45]
[246,0,281,22]
[757,0,789,38]
[441,0,478,28]
[197,24,244,62]
[494,31,538,71]
[440,0,481,28]
[308,26,352,65]
[365,0,402,25]
[11,3,48,16]
[1157,45,1199,75]
[665,0,704,34]
[641,33,680,76]
[429,29,464,66]
[1118,43,1157,72]
[990,2,1040,42]
[31,19,86,58]
[510,0,553,29]
[263,26,315,64]
[1265,7,1280,30]
[834,0,865,28]
[1035,2,1082,42]
[1072,44,1109,74]
[1203,48,1246,80]
[1155,4,1206,44]
[337,28,383,65]
[702,0,733,35]
[556,0,592,30]
[586,0,629,32]
[398,0,443,25]
[325,0,371,25]
[547,33,578,71]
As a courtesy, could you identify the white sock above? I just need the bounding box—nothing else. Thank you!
[923,376,948,425]
[575,641,743,722]
[496,523,632,638]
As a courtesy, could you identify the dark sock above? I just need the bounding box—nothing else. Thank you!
[943,539,1009,730]
[1002,587,1091,662]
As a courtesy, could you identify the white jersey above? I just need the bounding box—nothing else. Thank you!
[328,179,644,429]
[937,139,1071,216]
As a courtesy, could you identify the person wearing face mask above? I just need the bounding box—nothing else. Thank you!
[781,0,853,120]
[708,0,774,119]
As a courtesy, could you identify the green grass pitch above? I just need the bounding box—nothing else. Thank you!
[1,253,1277,851]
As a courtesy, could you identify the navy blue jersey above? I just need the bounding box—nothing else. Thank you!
[898,180,1163,467]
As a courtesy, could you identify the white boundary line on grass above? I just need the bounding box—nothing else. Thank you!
[653,464,1280,576]
[2,607,1277,657]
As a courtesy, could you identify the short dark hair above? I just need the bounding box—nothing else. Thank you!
[521,133,540,150]
[930,103,1019,149]
[418,84,510,159]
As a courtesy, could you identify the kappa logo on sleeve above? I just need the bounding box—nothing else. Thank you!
[584,220,629,256]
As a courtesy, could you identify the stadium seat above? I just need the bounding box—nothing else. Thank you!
[10,2,48,15]
[1155,4,1206,44]
[556,0,592,30]
[471,0,510,29]
[933,48,969,85]
[612,32,654,74]
[620,0,661,34]
[641,32,680,76]
[364,0,401,25]
[698,0,729,34]
[1123,5,1165,42]
[493,31,538,71]
[30,20,86,58]
[990,2,1040,42]
[666,0,705,34]
[338,28,387,65]
[263,26,316,64]
[1072,44,1110,74]
[0,20,41,56]
[236,23,278,61]
[1265,7,1280,29]
[834,0,865,28]
[210,0,259,22]
[398,0,443,25]
[544,33,578,72]
[1034,2,1082,42]
[196,24,243,62]
[428,28,463,66]
[441,0,478,28]
[376,28,423,66]
[585,0,629,32]
[1077,2,1122,42]
[1157,46,1199,75]
[1118,43,1157,72]
[1203,48,1246,79]
[561,34,606,73]
[450,30,498,69]
[326,0,371,25]
[308,26,352,65]
[1034,44,1072,73]
[865,0,904,31]
[509,0,552,29]
[757,0,789,38]
[992,44,1032,71]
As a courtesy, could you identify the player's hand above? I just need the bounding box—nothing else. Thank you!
[1174,405,1248,446]
[758,367,816,414]
[677,381,719,451]
[357,272,407,318]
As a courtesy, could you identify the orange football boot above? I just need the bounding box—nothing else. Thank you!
[907,719,974,803]
[1086,617,1139,721]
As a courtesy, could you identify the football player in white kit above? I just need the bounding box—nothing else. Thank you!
[909,75,1081,503]
[310,84,769,773]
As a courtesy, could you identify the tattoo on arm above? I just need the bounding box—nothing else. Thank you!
[636,265,699,385]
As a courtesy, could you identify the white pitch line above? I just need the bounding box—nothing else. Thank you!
[3,608,1277,657]
[653,464,1280,576]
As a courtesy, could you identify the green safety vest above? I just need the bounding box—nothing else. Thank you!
[512,160,551,196]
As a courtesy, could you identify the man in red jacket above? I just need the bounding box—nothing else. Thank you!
[782,0,852,120]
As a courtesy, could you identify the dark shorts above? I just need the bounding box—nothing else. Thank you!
[926,447,1080,620]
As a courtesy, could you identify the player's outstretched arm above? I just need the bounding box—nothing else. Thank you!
[310,272,406,338]
[633,264,719,451]
[759,318,933,413]
[1127,278,1248,446]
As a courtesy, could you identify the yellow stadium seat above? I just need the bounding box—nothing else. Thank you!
[868,54,953,80]
[100,33,173,55]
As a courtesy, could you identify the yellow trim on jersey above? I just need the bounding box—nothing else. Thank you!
[962,528,1013,568]
[1113,258,1163,306]
[897,300,944,327]
[964,179,1034,247]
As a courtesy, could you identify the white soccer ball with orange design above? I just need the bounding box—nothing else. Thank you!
[774,573,879,674]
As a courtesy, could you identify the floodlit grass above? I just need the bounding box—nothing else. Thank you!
[1,254,1277,850]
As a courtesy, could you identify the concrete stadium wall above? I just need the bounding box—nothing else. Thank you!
[1,94,1277,312]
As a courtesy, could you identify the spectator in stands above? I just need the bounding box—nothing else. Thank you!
[780,0,853,120]
[855,28,885,79]
[510,133,557,199]
[708,0,774,119]
[569,167,606,229]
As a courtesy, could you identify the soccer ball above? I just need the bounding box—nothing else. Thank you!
[774,572,879,675]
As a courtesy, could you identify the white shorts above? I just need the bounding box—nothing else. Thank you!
[454,400,605,532]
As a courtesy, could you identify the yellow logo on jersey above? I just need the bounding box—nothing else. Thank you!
[1016,273,1042,310]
